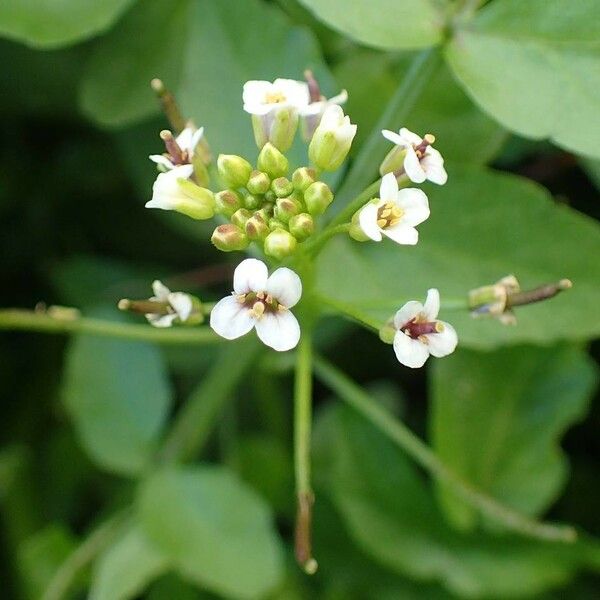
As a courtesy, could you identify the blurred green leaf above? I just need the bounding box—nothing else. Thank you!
[80,0,334,161]
[335,51,506,164]
[147,573,209,600]
[62,319,173,476]
[0,0,136,48]
[297,0,444,50]
[137,465,284,599]
[314,403,592,597]
[447,0,600,159]
[431,345,598,531]
[18,524,79,600]
[90,522,169,600]
[317,164,600,348]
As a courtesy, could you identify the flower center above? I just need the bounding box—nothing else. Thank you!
[264,91,287,104]
[238,291,284,319]
[413,133,435,159]
[377,202,404,229]
[402,315,444,340]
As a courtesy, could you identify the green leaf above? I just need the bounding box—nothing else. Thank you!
[62,318,173,476]
[137,465,284,599]
[313,403,591,597]
[297,0,444,50]
[317,164,600,348]
[431,345,598,531]
[90,522,169,600]
[80,0,334,159]
[0,0,136,48]
[446,0,600,159]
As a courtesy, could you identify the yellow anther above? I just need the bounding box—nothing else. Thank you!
[377,218,387,228]
[388,217,402,227]
[424,133,436,144]
[251,301,265,318]
[265,91,287,104]
[380,208,392,219]
[435,321,444,333]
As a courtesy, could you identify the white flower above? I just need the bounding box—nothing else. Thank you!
[381,127,447,185]
[243,79,310,115]
[358,173,429,245]
[301,87,348,140]
[146,280,194,328]
[392,289,457,368]
[149,126,205,171]
[308,105,357,171]
[145,164,215,220]
[210,259,302,352]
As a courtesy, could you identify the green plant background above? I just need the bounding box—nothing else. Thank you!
[1,0,599,598]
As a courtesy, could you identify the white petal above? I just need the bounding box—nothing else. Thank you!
[320,104,344,129]
[273,78,310,108]
[146,313,178,328]
[152,280,171,301]
[328,89,348,105]
[210,296,256,340]
[243,80,272,104]
[149,154,175,169]
[399,127,422,145]
[190,126,204,149]
[424,321,457,357]
[266,267,302,308]
[393,331,430,368]
[395,188,430,226]
[380,172,398,201]
[358,202,383,242]
[233,259,269,295]
[255,311,300,351]
[423,288,440,320]
[382,224,418,245]
[403,148,426,183]
[393,301,423,329]
[382,129,405,146]
[168,292,193,321]
[422,149,448,185]
[175,127,194,152]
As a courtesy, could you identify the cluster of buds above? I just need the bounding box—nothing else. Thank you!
[211,145,335,258]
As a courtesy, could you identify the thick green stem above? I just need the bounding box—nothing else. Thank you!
[303,223,351,257]
[0,309,221,345]
[294,329,318,574]
[161,338,259,463]
[333,48,441,211]
[314,355,577,544]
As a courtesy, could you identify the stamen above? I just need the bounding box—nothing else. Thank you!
[304,69,322,103]
[160,130,186,165]
[251,301,265,318]
[402,317,441,339]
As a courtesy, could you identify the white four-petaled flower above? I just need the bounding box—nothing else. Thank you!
[382,127,447,185]
[210,259,302,351]
[146,280,194,328]
[358,173,430,245]
[392,289,457,368]
[149,126,205,171]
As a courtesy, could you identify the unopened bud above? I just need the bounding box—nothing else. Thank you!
[217,154,252,188]
[272,177,294,198]
[379,146,406,177]
[264,228,297,259]
[308,105,356,172]
[168,179,216,220]
[349,211,369,242]
[292,167,317,192]
[245,213,270,241]
[215,190,243,217]
[289,213,314,241]
[211,224,249,252]
[247,170,271,195]
[252,108,299,153]
[304,181,333,216]
[244,194,261,210]
[257,143,288,179]
[274,197,301,223]
[269,218,287,231]
[231,208,252,229]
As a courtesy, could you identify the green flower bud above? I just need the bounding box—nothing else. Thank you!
[244,194,261,210]
[271,177,294,198]
[308,105,356,172]
[349,210,369,242]
[257,143,288,179]
[292,167,317,192]
[215,190,243,217]
[191,156,210,188]
[288,213,314,241]
[245,213,270,241]
[274,197,301,223]
[247,170,271,195]
[304,181,333,216]
[264,228,297,260]
[268,218,287,231]
[217,154,252,188]
[169,179,216,220]
[379,146,406,177]
[252,108,299,153]
[211,224,249,252]
[231,208,252,228]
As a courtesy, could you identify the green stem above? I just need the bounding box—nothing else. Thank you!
[333,48,441,211]
[313,355,577,544]
[0,309,221,345]
[316,294,383,332]
[303,223,351,257]
[328,179,381,232]
[160,338,259,463]
[294,329,318,574]
[41,511,129,600]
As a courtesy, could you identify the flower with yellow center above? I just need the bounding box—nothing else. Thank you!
[358,173,430,245]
